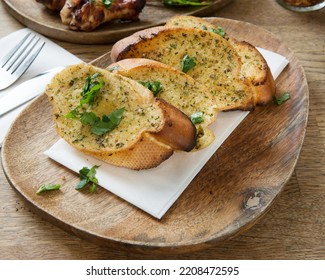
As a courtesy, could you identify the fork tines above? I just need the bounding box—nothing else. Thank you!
[0,32,46,90]
[1,32,45,74]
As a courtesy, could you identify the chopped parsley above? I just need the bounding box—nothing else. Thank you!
[181,54,196,73]
[71,108,125,136]
[80,73,104,107]
[210,27,225,38]
[75,165,100,192]
[273,92,290,105]
[102,0,114,9]
[191,112,204,124]
[66,72,104,119]
[139,80,163,96]
[202,25,225,38]
[91,108,125,136]
[36,184,61,195]
[66,73,124,136]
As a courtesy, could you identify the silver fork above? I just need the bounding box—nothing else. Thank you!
[0,32,46,90]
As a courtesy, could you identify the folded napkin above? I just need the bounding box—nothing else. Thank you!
[0,28,81,146]
[45,48,289,219]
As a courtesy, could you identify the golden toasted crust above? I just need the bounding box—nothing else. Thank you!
[166,16,276,106]
[229,39,276,105]
[108,58,218,150]
[166,15,229,39]
[152,98,197,151]
[111,26,255,111]
[45,63,196,169]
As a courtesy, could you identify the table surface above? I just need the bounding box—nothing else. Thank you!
[0,0,324,260]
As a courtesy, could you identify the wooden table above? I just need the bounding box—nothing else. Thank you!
[0,0,324,259]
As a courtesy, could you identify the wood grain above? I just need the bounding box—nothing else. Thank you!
[1,18,308,253]
[2,0,233,44]
[0,0,324,260]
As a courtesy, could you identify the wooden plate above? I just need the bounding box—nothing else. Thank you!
[2,0,233,44]
[1,18,308,253]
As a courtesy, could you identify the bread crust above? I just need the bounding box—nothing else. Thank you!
[229,39,276,105]
[111,26,167,63]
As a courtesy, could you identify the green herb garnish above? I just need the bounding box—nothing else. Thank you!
[66,72,104,119]
[36,184,61,195]
[72,108,125,136]
[76,165,100,192]
[190,112,204,124]
[163,0,211,6]
[273,92,290,105]
[102,0,114,9]
[210,27,225,38]
[202,25,225,38]
[139,80,163,96]
[65,73,124,136]
[80,74,104,107]
[181,55,196,73]
[90,107,125,136]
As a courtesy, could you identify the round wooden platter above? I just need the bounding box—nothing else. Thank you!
[2,0,233,44]
[1,18,308,254]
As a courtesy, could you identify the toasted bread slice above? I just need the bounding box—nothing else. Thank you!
[229,38,276,105]
[111,26,255,111]
[166,15,229,39]
[45,63,196,170]
[166,15,276,105]
[108,58,218,150]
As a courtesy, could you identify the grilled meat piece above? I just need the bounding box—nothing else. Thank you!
[60,0,146,31]
[36,0,66,11]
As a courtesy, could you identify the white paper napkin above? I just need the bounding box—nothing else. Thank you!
[44,47,289,219]
[0,28,82,146]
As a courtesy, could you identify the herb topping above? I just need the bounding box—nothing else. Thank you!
[139,80,163,96]
[36,184,61,194]
[181,54,197,73]
[102,0,114,9]
[76,165,100,192]
[191,112,204,124]
[273,92,290,105]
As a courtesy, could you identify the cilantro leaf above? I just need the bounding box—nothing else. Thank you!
[79,111,100,126]
[83,72,100,93]
[273,92,290,105]
[80,80,104,107]
[90,107,125,136]
[75,165,100,192]
[190,112,204,124]
[68,108,124,136]
[210,27,225,38]
[65,73,124,136]
[75,178,88,190]
[201,25,226,38]
[139,80,163,96]
[66,72,103,118]
[181,55,196,73]
[65,107,82,119]
[36,184,61,194]
[102,0,114,9]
